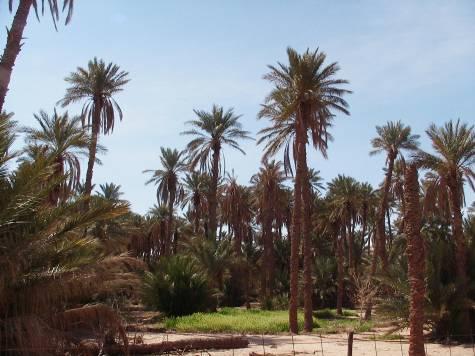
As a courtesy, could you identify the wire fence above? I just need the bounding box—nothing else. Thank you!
[132,331,475,356]
[2,332,475,355]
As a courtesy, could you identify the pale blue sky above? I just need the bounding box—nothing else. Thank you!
[1,0,474,214]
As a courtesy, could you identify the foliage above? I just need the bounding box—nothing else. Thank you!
[142,256,211,316]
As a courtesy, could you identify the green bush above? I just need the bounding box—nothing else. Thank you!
[142,256,211,316]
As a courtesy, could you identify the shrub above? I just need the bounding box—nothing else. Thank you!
[142,256,211,316]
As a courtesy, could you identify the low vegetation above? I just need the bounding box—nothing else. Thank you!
[161,308,373,334]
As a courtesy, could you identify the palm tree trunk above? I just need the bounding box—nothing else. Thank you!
[448,174,470,331]
[299,106,313,332]
[404,164,426,356]
[289,144,303,333]
[336,228,344,316]
[84,102,102,205]
[167,189,176,256]
[0,0,33,112]
[263,210,273,299]
[208,146,220,240]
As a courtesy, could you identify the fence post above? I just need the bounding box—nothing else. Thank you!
[347,331,354,356]
[320,333,324,356]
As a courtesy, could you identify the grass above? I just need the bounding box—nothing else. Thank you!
[160,307,373,334]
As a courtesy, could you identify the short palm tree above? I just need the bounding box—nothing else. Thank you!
[414,119,475,330]
[97,182,124,203]
[144,147,187,255]
[0,0,74,112]
[22,109,94,204]
[59,58,129,203]
[259,47,351,332]
[370,121,419,272]
[182,105,252,240]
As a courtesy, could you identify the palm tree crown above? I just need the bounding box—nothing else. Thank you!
[59,58,129,133]
[258,47,352,173]
[22,109,94,197]
[370,120,420,162]
[144,147,187,206]
[182,104,252,172]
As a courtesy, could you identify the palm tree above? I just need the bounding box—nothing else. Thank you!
[251,160,287,298]
[182,171,209,234]
[0,0,74,112]
[97,182,124,203]
[259,47,351,332]
[415,119,475,330]
[327,175,359,275]
[370,121,419,272]
[182,105,252,240]
[22,109,94,204]
[0,111,17,179]
[59,58,129,204]
[144,147,187,256]
[403,163,426,356]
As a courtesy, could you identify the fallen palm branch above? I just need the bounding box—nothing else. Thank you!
[83,336,249,354]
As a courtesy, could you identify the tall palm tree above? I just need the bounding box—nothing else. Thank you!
[251,160,287,298]
[403,163,426,356]
[370,121,419,272]
[259,47,351,332]
[182,105,252,240]
[59,58,129,204]
[22,109,93,204]
[144,147,187,256]
[0,0,74,112]
[415,119,475,330]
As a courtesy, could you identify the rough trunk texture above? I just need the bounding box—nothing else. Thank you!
[404,164,426,356]
[262,209,273,298]
[0,0,33,112]
[289,131,303,333]
[208,146,220,240]
[448,173,470,331]
[299,103,313,332]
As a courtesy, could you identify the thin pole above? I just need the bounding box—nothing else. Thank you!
[347,331,354,356]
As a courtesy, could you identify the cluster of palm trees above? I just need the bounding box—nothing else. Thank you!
[1,1,475,352]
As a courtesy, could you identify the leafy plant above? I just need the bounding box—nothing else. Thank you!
[142,256,211,316]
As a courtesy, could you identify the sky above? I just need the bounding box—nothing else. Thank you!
[1,0,474,214]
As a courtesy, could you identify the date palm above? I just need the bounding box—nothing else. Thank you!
[22,109,95,204]
[403,163,426,356]
[251,160,287,298]
[414,119,475,330]
[59,58,129,204]
[182,171,209,235]
[182,105,252,240]
[0,111,16,179]
[370,121,419,272]
[259,47,351,332]
[0,0,74,112]
[144,147,187,256]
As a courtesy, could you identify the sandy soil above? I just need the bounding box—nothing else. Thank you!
[133,331,474,355]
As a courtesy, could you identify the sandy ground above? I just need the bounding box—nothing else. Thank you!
[133,332,475,355]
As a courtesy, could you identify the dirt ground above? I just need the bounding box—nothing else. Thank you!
[134,331,475,355]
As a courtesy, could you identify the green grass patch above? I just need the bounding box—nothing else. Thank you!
[160,308,373,334]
